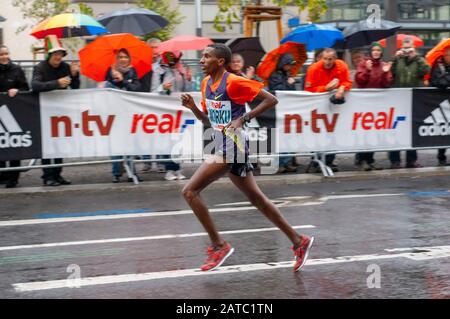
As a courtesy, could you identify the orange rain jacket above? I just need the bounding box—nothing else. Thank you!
[304,59,353,93]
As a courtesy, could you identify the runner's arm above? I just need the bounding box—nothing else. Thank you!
[181,93,211,127]
[227,89,277,129]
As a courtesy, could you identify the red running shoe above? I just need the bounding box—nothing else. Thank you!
[200,242,234,271]
[292,235,315,272]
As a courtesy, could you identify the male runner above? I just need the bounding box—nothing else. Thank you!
[180,44,314,272]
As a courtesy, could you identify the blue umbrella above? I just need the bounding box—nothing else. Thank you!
[281,24,344,51]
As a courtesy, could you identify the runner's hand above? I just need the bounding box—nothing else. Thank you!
[226,118,244,130]
[181,93,196,110]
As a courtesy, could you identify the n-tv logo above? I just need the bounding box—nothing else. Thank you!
[0,104,33,148]
[418,99,450,137]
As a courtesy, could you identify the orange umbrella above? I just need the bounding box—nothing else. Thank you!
[379,34,424,48]
[79,33,152,82]
[256,42,307,86]
[426,38,450,68]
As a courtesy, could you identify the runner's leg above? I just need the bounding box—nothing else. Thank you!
[228,171,302,249]
[182,156,231,247]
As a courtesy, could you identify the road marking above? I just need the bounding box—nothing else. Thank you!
[0,193,407,227]
[12,245,450,292]
[0,225,315,251]
[36,208,152,219]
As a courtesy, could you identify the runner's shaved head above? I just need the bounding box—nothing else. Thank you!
[207,44,232,66]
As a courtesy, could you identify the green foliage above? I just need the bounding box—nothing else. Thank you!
[214,0,328,32]
[136,0,185,41]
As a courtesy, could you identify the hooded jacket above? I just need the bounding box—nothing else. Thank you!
[430,58,450,89]
[268,53,296,92]
[304,59,352,93]
[0,61,30,93]
[355,58,393,88]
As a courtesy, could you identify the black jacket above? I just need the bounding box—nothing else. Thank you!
[0,61,30,93]
[105,67,141,92]
[31,60,80,93]
[268,53,296,93]
[430,61,450,89]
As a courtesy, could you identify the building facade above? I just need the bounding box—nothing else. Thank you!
[321,0,450,53]
[0,0,308,61]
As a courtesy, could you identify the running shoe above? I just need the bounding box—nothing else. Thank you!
[200,242,234,271]
[176,170,186,180]
[165,171,177,181]
[292,235,315,272]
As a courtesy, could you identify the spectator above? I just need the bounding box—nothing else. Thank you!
[0,45,30,188]
[156,51,191,181]
[229,53,257,80]
[430,46,450,166]
[141,38,163,173]
[268,53,298,174]
[389,37,431,169]
[350,49,366,82]
[104,48,142,183]
[32,35,79,186]
[304,48,353,172]
[354,42,393,171]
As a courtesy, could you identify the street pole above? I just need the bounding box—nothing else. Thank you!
[195,0,202,37]
[384,0,398,61]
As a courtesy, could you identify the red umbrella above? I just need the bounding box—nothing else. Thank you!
[379,34,424,48]
[79,33,152,82]
[426,38,450,67]
[155,35,213,53]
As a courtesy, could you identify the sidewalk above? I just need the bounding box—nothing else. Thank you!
[0,149,448,194]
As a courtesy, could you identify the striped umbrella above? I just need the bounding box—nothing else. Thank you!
[31,13,107,39]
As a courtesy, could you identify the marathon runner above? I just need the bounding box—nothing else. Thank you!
[180,43,314,272]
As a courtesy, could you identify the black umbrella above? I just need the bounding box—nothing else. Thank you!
[0,16,6,22]
[225,37,266,69]
[334,19,401,49]
[98,8,169,36]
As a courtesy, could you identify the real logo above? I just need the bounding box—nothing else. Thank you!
[0,105,33,148]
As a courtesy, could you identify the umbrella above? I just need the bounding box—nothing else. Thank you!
[426,38,450,68]
[0,16,6,22]
[155,35,213,53]
[334,19,401,49]
[79,33,152,82]
[98,8,169,36]
[225,37,266,69]
[280,24,344,51]
[256,42,307,86]
[31,13,107,39]
[378,34,424,48]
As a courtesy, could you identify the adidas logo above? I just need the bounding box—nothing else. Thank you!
[0,104,33,148]
[418,100,450,137]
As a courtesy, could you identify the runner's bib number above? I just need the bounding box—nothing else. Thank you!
[206,99,232,130]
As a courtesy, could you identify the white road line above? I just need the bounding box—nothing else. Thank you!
[0,193,406,227]
[0,225,315,251]
[13,244,450,292]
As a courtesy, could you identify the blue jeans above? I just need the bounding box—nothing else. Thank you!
[157,155,180,171]
[111,156,136,177]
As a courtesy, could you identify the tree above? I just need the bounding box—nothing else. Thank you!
[214,0,328,32]
[137,0,185,41]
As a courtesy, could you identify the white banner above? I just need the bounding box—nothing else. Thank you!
[40,89,204,158]
[276,89,413,153]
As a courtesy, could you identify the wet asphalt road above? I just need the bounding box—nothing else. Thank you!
[0,173,449,299]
